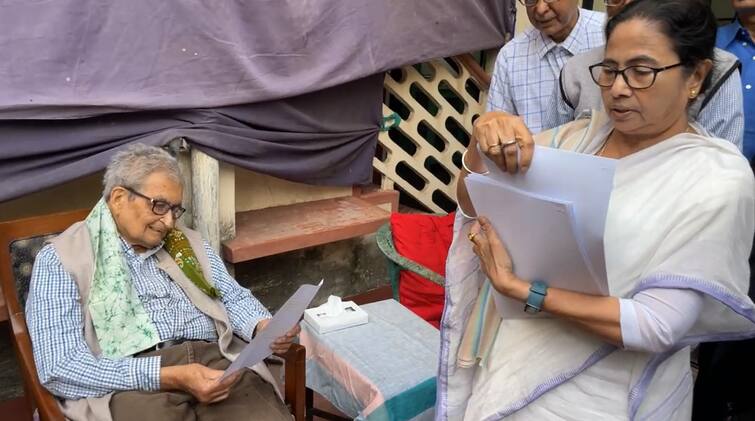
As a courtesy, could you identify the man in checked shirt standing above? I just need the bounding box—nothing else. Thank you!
[486,0,605,134]
[25,144,298,421]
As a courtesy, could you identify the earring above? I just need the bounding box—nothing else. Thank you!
[689,89,698,99]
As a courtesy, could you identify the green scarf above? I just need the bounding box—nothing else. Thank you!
[163,230,219,298]
[86,199,219,358]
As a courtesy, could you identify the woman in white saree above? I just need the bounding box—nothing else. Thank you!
[438,0,755,420]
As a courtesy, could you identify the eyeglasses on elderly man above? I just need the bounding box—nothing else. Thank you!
[122,185,186,219]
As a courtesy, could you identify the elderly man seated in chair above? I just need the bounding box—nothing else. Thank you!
[25,143,299,421]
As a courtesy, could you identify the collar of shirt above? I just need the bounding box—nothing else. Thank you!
[119,236,165,261]
[536,9,591,59]
[717,18,753,48]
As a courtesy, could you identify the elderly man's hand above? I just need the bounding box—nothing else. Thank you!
[255,318,302,355]
[160,363,242,404]
[473,111,535,175]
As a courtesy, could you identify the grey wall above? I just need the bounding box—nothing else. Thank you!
[235,234,390,312]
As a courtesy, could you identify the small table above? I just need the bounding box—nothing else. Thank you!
[300,299,439,421]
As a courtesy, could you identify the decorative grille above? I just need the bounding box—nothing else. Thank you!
[374,57,489,213]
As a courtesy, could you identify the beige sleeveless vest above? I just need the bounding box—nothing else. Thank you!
[48,221,281,421]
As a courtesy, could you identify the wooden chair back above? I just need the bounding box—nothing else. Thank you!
[0,209,89,420]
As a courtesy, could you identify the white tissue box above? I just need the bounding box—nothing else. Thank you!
[304,300,369,334]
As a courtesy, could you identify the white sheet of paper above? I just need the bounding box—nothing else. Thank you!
[466,177,603,318]
[478,145,616,285]
[221,280,323,380]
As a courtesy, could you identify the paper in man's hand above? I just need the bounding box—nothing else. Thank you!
[220,280,323,380]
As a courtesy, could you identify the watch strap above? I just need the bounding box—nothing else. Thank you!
[524,280,548,313]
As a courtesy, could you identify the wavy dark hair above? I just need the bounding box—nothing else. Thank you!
[605,0,717,93]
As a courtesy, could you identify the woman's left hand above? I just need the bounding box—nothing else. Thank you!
[471,218,623,346]
[469,217,525,297]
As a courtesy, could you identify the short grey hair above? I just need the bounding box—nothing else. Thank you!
[102,143,182,200]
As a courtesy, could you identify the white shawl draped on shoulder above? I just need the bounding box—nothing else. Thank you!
[436,113,755,421]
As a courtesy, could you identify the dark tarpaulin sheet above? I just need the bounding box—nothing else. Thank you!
[0,75,384,202]
[0,0,512,118]
[0,0,515,202]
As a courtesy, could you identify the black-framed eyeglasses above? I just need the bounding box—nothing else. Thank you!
[122,186,186,219]
[589,62,684,90]
[518,0,558,7]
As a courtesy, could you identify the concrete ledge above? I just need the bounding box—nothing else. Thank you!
[223,196,390,263]
[357,189,399,213]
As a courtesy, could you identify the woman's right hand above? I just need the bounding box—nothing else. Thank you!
[472,111,535,175]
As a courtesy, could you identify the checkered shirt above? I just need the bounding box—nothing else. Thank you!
[25,238,271,399]
[487,8,606,133]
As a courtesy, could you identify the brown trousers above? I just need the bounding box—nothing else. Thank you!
[110,341,291,421]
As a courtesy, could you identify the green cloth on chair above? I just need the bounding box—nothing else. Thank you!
[375,213,452,328]
[376,223,444,301]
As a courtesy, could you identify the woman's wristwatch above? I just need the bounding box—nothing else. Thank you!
[524,280,548,314]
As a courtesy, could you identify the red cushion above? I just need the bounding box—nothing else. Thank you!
[390,212,455,329]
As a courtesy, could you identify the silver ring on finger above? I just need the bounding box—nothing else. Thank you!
[489,143,503,151]
[501,139,518,148]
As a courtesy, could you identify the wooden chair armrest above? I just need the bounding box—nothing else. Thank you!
[278,343,306,421]
[9,312,65,421]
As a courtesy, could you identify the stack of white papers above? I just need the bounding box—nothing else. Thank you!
[465,146,616,318]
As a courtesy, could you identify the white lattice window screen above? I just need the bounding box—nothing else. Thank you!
[374,57,488,214]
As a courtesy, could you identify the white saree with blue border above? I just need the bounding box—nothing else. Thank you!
[437,114,755,421]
